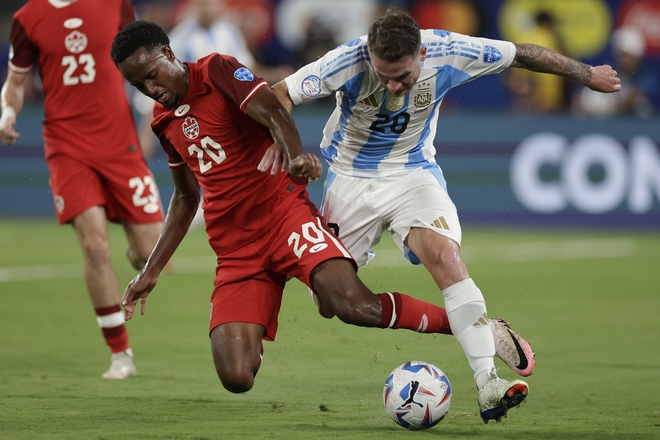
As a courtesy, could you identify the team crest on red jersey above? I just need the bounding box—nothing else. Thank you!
[182,116,200,139]
[65,30,87,54]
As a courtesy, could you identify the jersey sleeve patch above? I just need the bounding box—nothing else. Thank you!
[301,75,322,97]
[233,67,255,82]
[483,46,503,63]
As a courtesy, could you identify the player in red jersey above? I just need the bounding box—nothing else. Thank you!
[0,0,166,379]
[111,21,457,394]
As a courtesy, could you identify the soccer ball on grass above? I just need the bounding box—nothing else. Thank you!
[383,360,452,429]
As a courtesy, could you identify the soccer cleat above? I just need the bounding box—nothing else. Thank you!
[101,349,137,380]
[478,369,528,423]
[126,247,145,271]
[490,318,535,377]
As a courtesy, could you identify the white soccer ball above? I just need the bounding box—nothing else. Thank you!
[383,360,452,429]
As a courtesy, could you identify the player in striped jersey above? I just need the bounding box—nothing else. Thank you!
[268,8,621,423]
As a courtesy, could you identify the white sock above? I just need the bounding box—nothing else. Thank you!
[442,278,497,389]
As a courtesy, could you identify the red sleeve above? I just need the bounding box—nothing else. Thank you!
[8,17,36,72]
[119,0,137,28]
[206,54,268,112]
[159,134,185,167]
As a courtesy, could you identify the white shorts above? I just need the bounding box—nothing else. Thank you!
[321,165,462,268]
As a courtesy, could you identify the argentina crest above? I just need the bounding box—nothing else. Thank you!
[414,81,433,110]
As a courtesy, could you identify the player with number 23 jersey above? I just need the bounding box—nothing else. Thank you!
[8,0,163,224]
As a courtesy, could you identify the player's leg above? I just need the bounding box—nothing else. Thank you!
[407,228,493,369]
[407,228,528,422]
[71,206,136,379]
[327,169,535,377]
[406,226,528,422]
[210,322,265,394]
[309,257,449,333]
[123,221,166,271]
[95,154,166,272]
[388,168,529,421]
[316,172,452,333]
[208,240,287,393]
[275,191,451,335]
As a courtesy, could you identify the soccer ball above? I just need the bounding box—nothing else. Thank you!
[383,360,452,430]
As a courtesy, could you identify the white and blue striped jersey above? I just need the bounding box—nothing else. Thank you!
[285,30,515,178]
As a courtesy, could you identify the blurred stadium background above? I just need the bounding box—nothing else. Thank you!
[0,0,659,228]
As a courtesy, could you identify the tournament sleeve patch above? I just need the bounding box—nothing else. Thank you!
[233,67,254,81]
[301,75,322,97]
[483,46,503,63]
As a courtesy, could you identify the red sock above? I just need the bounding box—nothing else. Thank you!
[379,292,451,334]
[95,305,130,354]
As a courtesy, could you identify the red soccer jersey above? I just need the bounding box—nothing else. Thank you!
[153,54,306,254]
[8,0,139,161]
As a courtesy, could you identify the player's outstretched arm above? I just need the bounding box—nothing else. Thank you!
[510,43,621,93]
[0,69,28,146]
[121,165,200,319]
[246,86,322,180]
[256,81,299,175]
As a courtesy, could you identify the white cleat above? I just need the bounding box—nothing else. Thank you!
[478,368,528,423]
[101,349,137,380]
[490,318,536,377]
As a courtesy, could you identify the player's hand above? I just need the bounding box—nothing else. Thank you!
[588,64,621,93]
[257,142,289,175]
[0,111,20,146]
[290,153,322,181]
[121,271,159,320]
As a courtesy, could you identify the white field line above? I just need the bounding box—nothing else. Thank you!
[0,237,645,283]
[0,256,215,283]
[464,237,639,263]
[364,237,641,267]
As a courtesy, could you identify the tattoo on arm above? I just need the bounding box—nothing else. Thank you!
[511,43,593,86]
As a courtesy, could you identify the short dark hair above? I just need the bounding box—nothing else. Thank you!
[111,21,170,64]
[367,8,421,62]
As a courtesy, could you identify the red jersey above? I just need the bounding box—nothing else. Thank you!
[8,0,139,161]
[152,54,306,254]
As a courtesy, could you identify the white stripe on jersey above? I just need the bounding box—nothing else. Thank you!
[8,61,33,73]
[286,30,515,178]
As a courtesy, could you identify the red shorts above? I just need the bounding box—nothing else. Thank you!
[209,192,356,341]
[46,153,164,224]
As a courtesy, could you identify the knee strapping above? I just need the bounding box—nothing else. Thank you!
[442,278,485,313]
[442,278,494,358]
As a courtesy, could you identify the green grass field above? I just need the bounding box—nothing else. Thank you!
[0,218,658,439]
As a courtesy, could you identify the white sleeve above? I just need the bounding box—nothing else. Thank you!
[422,30,515,88]
[285,37,370,105]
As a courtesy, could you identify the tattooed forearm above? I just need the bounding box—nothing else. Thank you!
[510,43,593,86]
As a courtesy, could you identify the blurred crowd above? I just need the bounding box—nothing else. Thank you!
[0,0,658,118]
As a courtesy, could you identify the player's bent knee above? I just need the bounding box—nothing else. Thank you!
[217,368,255,394]
[314,296,336,319]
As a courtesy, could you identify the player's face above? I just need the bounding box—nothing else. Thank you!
[118,46,188,110]
[371,46,427,97]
